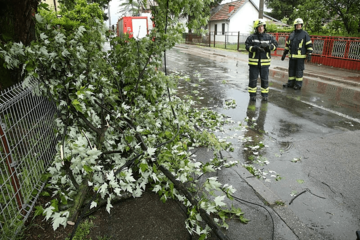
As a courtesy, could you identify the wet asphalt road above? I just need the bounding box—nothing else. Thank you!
[166,46,360,240]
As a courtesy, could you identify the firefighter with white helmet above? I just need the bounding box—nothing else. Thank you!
[282,18,313,90]
[245,19,278,101]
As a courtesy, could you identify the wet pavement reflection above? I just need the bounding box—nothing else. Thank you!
[167,47,360,240]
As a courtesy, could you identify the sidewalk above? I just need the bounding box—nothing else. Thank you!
[175,43,360,89]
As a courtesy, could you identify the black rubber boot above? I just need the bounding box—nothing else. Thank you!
[283,80,295,88]
[293,85,301,90]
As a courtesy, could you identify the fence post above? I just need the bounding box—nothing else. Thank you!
[213,31,215,48]
[225,33,227,49]
[0,123,23,210]
[237,31,240,51]
[344,40,350,59]
[209,32,210,47]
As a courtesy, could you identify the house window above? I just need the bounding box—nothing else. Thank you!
[222,23,225,35]
[214,24,217,35]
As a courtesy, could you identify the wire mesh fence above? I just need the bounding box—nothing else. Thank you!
[0,82,58,239]
[183,32,250,51]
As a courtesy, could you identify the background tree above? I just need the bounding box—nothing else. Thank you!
[0,0,39,90]
[58,0,110,20]
[290,0,329,32]
[118,0,141,17]
[267,0,360,35]
[265,0,305,25]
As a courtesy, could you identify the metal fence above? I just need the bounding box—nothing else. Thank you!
[269,33,360,70]
[183,32,249,51]
[183,32,360,71]
[0,82,58,238]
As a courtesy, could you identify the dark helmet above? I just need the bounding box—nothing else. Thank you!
[254,19,267,33]
[293,18,304,28]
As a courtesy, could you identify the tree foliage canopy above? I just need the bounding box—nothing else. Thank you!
[266,0,360,35]
[265,0,305,24]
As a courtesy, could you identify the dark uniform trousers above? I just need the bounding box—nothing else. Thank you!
[288,58,305,88]
[249,65,269,97]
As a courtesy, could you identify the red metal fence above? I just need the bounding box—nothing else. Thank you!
[183,32,360,71]
[269,33,360,71]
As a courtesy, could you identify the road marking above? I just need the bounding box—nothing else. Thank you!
[301,100,360,123]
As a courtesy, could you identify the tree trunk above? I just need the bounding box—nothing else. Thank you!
[67,178,90,225]
[0,0,38,90]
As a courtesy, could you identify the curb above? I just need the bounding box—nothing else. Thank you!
[272,66,360,87]
[235,164,323,240]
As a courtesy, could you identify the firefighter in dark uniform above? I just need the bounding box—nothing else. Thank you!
[245,19,278,101]
[282,18,313,90]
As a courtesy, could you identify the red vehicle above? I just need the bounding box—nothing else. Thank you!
[116,16,149,39]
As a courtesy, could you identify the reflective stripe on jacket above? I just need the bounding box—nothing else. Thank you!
[245,33,278,67]
[285,29,313,59]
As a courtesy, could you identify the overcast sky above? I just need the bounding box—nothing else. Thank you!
[105,0,268,28]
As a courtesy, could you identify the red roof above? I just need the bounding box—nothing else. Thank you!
[210,0,246,21]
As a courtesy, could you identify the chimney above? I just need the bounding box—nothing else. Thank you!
[229,5,235,13]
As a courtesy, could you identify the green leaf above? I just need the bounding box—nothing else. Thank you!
[296,179,304,184]
[41,191,51,197]
[153,164,158,173]
[239,215,250,224]
[140,163,148,172]
[83,165,93,173]
[125,135,133,143]
[199,234,207,240]
[38,3,50,11]
[50,199,59,212]
[34,206,44,217]
[60,194,68,205]
[26,63,34,72]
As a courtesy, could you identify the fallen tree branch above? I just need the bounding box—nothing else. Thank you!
[158,165,230,240]
[59,192,132,211]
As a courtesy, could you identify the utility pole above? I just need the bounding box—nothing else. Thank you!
[53,0,57,13]
[259,0,264,19]
[108,4,111,29]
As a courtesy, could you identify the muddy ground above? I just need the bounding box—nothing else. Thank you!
[22,190,197,240]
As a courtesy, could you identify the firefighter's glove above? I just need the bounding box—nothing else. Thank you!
[306,53,312,62]
[260,43,270,51]
[253,46,265,52]
[281,53,286,61]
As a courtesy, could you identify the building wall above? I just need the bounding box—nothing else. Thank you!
[209,21,228,35]
[229,1,273,34]
[41,0,60,12]
[229,2,258,34]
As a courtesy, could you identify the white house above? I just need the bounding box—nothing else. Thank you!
[41,0,60,12]
[208,0,285,37]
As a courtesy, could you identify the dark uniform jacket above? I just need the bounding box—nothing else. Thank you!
[245,32,278,67]
[285,29,313,59]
